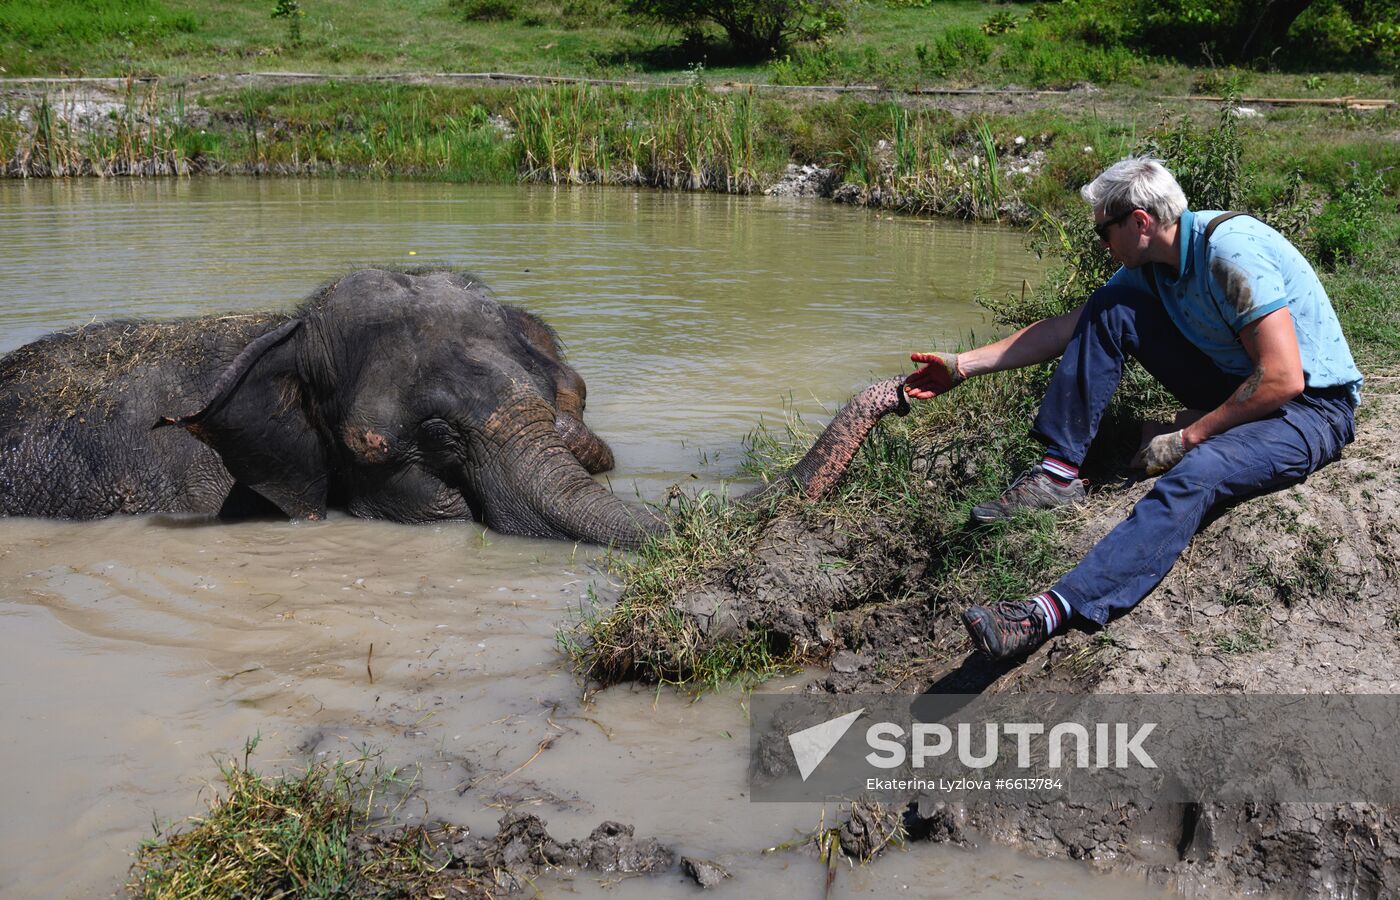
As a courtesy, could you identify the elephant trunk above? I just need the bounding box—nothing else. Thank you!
[478,390,666,549]
[480,376,907,550]
[741,376,909,505]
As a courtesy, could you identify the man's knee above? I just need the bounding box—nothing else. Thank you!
[1081,285,1160,333]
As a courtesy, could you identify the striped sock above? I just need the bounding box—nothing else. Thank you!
[1031,590,1071,633]
[1040,455,1079,486]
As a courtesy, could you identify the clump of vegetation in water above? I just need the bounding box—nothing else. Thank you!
[560,490,793,688]
[129,736,473,899]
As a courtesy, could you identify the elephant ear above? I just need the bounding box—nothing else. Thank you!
[155,319,329,520]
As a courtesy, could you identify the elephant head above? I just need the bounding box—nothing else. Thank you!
[158,268,648,542]
[159,268,908,549]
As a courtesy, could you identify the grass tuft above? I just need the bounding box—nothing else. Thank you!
[129,736,473,900]
[561,488,793,688]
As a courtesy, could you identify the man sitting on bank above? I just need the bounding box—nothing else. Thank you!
[905,156,1361,661]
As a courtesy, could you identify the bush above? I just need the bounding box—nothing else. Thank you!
[449,0,522,21]
[1140,104,1245,213]
[915,25,991,77]
[1292,0,1400,68]
[1000,24,1140,86]
[981,11,1019,35]
[620,0,848,59]
[769,44,846,83]
[1312,166,1385,269]
[1040,0,1400,68]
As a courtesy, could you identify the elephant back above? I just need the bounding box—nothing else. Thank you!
[0,314,289,518]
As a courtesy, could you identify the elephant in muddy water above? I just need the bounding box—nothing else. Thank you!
[0,268,908,547]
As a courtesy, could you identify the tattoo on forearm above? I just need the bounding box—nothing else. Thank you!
[1234,367,1265,404]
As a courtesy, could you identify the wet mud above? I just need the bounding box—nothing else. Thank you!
[354,813,674,896]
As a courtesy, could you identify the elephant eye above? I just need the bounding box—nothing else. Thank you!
[419,418,458,448]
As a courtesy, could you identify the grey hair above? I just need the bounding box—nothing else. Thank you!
[1080,156,1188,225]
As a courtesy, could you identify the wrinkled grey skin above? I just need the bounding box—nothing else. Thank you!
[0,268,906,548]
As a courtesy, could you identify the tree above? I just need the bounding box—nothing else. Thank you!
[621,0,847,59]
[1053,0,1397,67]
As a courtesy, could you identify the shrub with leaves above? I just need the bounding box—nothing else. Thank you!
[981,11,1019,35]
[1140,103,1244,213]
[271,0,303,46]
[620,0,848,58]
[449,0,522,21]
[1040,0,1399,68]
[1312,165,1385,270]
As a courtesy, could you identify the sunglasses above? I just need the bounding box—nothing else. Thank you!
[1093,207,1141,241]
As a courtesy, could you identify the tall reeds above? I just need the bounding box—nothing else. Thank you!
[3,81,202,177]
[833,107,1014,222]
[4,79,1009,213]
[509,82,761,193]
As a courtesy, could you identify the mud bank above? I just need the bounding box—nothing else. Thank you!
[604,375,1400,896]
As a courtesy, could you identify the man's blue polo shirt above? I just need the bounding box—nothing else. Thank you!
[1106,209,1362,405]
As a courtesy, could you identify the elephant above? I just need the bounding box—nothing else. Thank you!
[0,268,907,548]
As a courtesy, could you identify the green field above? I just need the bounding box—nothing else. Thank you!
[2,0,1395,97]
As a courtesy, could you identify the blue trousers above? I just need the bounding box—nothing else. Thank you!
[1030,285,1355,625]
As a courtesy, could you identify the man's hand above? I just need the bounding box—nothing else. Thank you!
[905,352,966,399]
[1132,429,1186,476]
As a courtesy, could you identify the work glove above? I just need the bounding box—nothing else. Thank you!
[905,352,966,400]
[1133,429,1187,476]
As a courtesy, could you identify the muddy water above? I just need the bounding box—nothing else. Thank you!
[0,179,1165,898]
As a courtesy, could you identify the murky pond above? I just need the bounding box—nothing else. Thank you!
[1,179,1168,898]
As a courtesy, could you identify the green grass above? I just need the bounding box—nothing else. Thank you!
[129,736,465,899]
[2,0,1395,97]
[0,0,197,52]
[561,491,795,688]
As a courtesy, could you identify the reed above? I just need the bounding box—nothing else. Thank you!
[508,82,762,192]
[970,117,1003,219]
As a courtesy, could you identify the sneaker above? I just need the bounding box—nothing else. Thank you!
[970,466,1086,523]
[962,599,1050,660]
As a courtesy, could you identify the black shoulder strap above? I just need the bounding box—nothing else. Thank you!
[1203,211,1250,247]
[1201,211,1253,332]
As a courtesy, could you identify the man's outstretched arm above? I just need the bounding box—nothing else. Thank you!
[904,304,1086,400]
